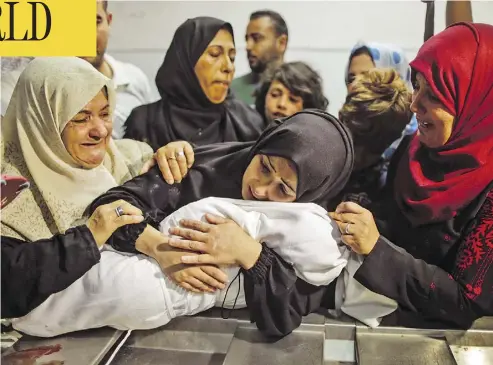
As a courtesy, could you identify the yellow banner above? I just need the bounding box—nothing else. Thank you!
[0,0,96,56]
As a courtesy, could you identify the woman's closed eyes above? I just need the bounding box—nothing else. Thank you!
[260,156,294,197]
[72,105,111,124]
[207,46,236,63]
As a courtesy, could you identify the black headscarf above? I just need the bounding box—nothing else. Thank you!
[123,17,265,151]
[177,109,354,208]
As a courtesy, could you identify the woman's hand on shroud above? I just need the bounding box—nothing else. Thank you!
[86,199,144,247]
[135,225,228,293]
[328,201,380,255]
[167,214,263,270]
[140,140,194,184]
[167,264,228,293]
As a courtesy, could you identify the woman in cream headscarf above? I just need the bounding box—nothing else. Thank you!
[1,57,155,240]
[1,57,223,322]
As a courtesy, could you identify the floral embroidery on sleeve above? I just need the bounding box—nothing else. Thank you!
[453,191,493,302]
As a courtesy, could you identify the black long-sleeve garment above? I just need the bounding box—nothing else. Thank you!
[2,226,100,318]
[242,245,334,337]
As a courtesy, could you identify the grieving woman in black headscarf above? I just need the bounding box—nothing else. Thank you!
[123,17,265,151]
[88,110,353,300]
[13,112,358,338]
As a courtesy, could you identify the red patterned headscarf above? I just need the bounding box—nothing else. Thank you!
[396,23,493,226]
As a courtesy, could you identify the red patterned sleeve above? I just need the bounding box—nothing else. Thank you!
[451,190,493,311]
[354,191,493,328]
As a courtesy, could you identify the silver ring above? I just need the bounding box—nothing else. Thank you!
[176,150,185,157]
[344,222,351,235]
[115,206,124,217]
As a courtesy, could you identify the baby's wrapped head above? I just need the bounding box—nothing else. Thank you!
[160,197,348,286]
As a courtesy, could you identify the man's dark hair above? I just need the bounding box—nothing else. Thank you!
[255,61,329,121]
[250,10,288,39]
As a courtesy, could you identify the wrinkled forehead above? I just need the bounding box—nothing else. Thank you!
[267,154,296,171]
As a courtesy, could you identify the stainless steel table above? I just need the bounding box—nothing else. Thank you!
[3,311,492,364]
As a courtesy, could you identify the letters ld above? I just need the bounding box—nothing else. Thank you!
[0,1,52,41]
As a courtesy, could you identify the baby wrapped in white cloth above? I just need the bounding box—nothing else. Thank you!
[12,197,397,337]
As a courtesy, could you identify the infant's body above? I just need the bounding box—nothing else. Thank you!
[12,198,395,337]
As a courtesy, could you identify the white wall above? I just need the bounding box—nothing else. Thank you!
[106,1,493,115]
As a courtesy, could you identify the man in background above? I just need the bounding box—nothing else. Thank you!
[79,1,154,139]
[231,10,288,107]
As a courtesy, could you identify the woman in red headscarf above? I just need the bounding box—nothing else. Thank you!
[330,22,493,328]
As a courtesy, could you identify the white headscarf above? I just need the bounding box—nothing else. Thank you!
[1,57,144,240]
[345,41,411,87]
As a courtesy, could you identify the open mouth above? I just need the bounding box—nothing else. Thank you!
[416,116,432,131]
